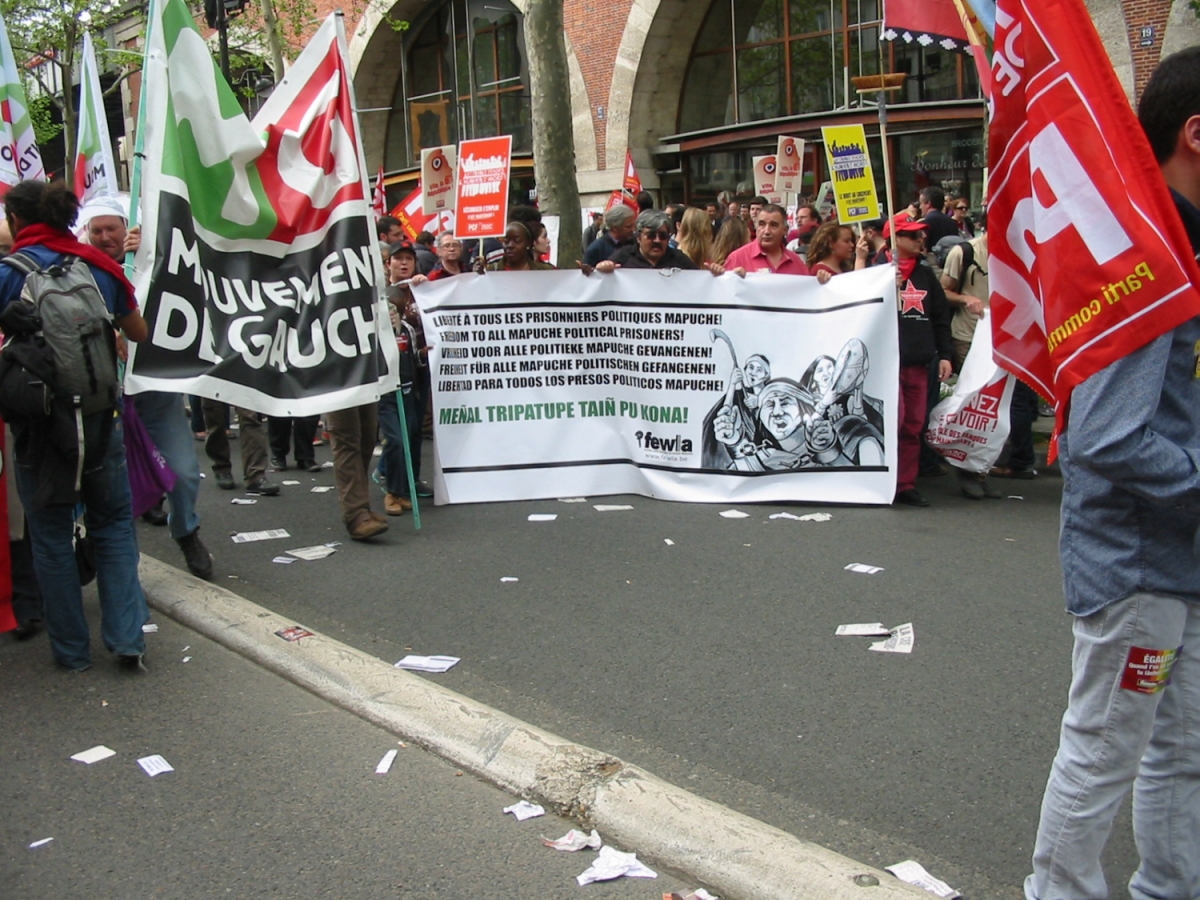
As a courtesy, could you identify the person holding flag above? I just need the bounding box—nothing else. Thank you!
[1021,46,1200,900]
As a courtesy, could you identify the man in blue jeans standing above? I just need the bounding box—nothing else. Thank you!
[1025,48,1200,900]
[0,181,149,672]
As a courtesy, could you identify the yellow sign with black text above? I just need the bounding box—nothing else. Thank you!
[820,125,881,224]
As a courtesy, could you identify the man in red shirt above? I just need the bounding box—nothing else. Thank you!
[722,204,811,276]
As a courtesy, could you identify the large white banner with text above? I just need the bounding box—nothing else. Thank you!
[416,267,899,505]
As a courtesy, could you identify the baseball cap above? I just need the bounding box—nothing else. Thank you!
[388,239,418,258]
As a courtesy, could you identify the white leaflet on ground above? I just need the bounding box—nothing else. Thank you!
[844,563,884,574]
[719,510,750,518]
[870,623,915,654]
[321,461,334,468]
[664,539,675,545]
[885,860,960,898]
[798,512,833,521]
[231,529,290,543]
[375,749,397,774]
[576,845,658,885]
[230,497,257,505]
[287,545,337,561]
[1008,495,1024,500]
[541,829,602,851]
[394,655,460,673]
[281,480,301,485]
[769,512,803,520]
[500,577,519,582]
[136,754,174,777]
[502,800,545,821]
[527,514,558,521]
[558,497,587,503]
[835,623,891,636]
[273,556,296,564]
[28,838,54,849]
[310,486,335,493]
[593,505,633,511]
[142,623,159,633]
[71,746,116,765]
[181,656,192,663]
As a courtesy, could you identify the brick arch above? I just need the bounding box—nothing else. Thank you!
[347,0,596,173]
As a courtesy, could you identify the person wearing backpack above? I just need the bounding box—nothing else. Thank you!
[0,180,150,672]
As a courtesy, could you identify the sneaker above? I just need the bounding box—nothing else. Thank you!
[215,470,236,490]
[270,457,288,471]
[415,481,434,498]
[177,530,214,580]
[245,479,281,496]
[348,511,388,541]
[141,500,169,526]
[384,493,412,515]
[895,488,930,507]
[116,653,147,672]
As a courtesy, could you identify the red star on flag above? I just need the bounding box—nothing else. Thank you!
[900,279,927,314]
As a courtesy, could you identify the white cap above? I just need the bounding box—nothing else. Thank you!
[78,193,130,228]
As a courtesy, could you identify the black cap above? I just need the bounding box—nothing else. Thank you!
[388,239,417,258]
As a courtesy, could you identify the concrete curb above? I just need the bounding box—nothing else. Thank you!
[140,555,928,900]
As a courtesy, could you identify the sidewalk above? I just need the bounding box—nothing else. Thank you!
[0,601,690,899]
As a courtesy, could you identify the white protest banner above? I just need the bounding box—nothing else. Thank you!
[125,7,397,415]
[74,32,119,205]
[751,155,783,204]
[416,267,898,505]
[776,136,804,194]
[420,144,456,214]
[0,9,44,198]
[926,311,1014,473]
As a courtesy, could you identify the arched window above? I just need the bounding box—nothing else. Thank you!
[678,0,977,133]
[384,0,531,172]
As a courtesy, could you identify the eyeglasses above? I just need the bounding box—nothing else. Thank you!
[955,206,968,211]
[642,230,671,242]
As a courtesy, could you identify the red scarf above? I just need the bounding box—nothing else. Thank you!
[896,255,918,283]
[10,223,138,308]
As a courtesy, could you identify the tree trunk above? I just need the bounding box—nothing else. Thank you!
[259,0,286,82]
[523,0,581,266]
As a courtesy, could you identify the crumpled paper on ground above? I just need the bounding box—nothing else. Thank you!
[885,860,960,898]
[502,800,545,821]
[576,845,657,885]
[541,829,602,851]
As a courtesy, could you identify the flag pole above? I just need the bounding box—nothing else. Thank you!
[124,0,157,281]
[336,11,422,529]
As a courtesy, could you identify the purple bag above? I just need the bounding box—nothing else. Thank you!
[122,401,177,518]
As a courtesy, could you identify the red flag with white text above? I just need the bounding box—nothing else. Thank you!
[988,0,1200,444]
[623,149,642,196]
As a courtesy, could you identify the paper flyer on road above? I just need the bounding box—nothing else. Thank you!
[845,563,884,574]
[231,529,290,543]
[542,829,602,851]
[416,267,898,506]
[71,745,116,765]
[395,655,460,673]
[576,845,657,885]
[375,749,398,774]
[502,800,545,821]
[885,859,960,898]
[871,623,915,654]
[287,545,338,560]
[137,755,175,777]
[836,623,891,636]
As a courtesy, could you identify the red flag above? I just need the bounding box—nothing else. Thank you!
[622,149,642,195]
[988,0,1200,449]
[392,182,436,238]
[882,0,973,52]
[371,165,387,221]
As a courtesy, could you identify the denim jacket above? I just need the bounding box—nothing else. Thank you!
[1059,190,1200,615]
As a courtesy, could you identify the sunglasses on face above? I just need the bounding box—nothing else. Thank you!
[955,206,968,211]
[642,230,671,242]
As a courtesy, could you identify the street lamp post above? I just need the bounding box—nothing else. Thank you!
[851,73,907,230]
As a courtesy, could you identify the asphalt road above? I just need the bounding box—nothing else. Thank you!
[129,432,1136,900]
[0,603,690,899]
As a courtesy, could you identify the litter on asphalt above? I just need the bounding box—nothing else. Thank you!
[230,498,257,505]
[281,480,301,485]
[576,845,657,885]
[310,486,335,493]
[719,509,750,518]
[395,655,460,673]
[275,626,315,642]
[500,577,519,582]
[231,529,290,543]
[844,563,884,574]
[502,800,545,821]
[28,838,54,849]
[528,514,558,521]
[870,623,915,654]
[594,504,634,511]
[665,891,719,900]
[71,746,116,765]
[136,755,174,777]
[142,623,158,633]
[273,556,297,564]
[542,829,602,851]
[559,497,587,503]
[375,749,397,775]
[287,545,337,561]
[885,860,960,898]
[664,539,675,545]
[836,623,891,636]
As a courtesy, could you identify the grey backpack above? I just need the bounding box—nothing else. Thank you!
[1,252,119,415]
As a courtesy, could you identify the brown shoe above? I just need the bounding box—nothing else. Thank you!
[384,493,412,515]
[347,511,388,541]
[368,510,388,525]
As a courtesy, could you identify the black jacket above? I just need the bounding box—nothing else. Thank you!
[898,260,954,366]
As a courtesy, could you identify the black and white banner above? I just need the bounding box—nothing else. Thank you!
[417,267,900,505]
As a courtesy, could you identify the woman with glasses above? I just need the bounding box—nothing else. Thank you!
[950,196,975,238]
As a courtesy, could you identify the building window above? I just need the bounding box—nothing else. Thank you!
[679,0,975,132]
[384,0,530,172]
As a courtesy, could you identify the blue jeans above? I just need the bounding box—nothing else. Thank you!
[377,389,421,497]
[134,391,201,540]
[16,410,147,669]
[1026,593,1200,900]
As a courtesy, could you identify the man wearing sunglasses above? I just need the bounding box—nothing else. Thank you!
[597,209,699,271]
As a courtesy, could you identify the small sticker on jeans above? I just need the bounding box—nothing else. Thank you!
[1120,646,1181,694]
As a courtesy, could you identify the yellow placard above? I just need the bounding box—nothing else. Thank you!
[820,125,881,224]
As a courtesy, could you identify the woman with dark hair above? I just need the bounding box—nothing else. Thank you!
[0,180,149,671]
[474,221,556,272]
[806,222,856,277]
[711,216,751,267]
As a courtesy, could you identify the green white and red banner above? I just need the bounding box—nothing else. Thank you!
[0,9,44,200]
[125,3,397,415]
[74,32,118,205]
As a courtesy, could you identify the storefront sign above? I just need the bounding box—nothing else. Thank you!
[821,125,881,223]
[454,135,511,239]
